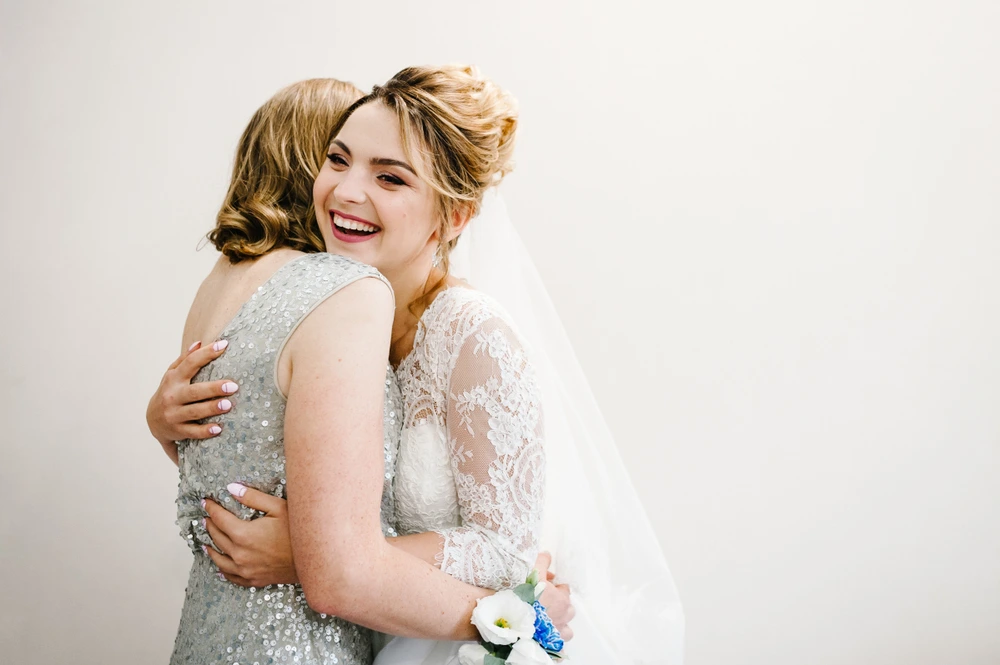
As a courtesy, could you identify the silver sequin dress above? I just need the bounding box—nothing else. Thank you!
[171,253,401,665]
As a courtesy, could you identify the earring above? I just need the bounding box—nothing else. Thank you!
[431,243,444,268]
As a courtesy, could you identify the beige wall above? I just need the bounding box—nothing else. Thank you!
[2,1,998,663]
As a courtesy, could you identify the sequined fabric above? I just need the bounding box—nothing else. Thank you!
[171,253,401,665]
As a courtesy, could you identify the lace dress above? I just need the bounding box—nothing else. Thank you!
[373,286,545,665]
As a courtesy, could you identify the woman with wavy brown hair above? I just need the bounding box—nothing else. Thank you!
[149,77,361,452]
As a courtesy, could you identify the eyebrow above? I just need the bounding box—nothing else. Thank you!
[332,140,417,177]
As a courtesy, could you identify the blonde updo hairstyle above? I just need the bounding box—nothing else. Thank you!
[331,65,518,311]
[209,78,364,262]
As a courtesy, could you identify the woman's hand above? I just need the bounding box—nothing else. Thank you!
[146,340,239,445]
[533,552,575,641]
[203,483,298,588]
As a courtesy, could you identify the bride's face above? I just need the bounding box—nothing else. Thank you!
[313,101,440,280]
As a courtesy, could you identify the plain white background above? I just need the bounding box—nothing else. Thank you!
[2,1,998,663]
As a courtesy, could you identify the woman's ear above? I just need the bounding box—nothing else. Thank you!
[444,203,474,243]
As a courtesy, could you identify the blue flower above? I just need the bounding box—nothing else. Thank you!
[531,601,564,653]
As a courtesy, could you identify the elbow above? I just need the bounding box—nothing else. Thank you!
[301,588,353,618]
[299,562,370,617]
[298,574,340,617]
[297,544,382,617]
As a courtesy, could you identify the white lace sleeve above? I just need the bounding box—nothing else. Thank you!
[434,316,546,590]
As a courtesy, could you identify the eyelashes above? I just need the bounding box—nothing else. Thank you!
[327,153,407,187]
[378,174,405,186]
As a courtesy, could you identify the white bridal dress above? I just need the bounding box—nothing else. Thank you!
[374,192,684,665]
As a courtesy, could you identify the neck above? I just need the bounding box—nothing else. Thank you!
[384,264,449,366]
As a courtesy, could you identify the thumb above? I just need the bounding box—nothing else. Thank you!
[534,551,552,579]
[227,483,286,515]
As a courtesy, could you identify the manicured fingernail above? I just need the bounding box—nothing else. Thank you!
[201,518,206,529]
[188,341,201,352]
[201,545,208,555]
[222,382,239,394]
[213,340,229,352]
[208,425,222,435]
[218,399,232,412]
[227,482,247,498]
[200,498,207,510]
[217,572,226,581]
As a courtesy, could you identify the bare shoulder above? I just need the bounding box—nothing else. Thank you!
[329,272,394,315]
[276,271,393,395]
[183,250,310,348]
[286,273,394,355]
[180,254,236,350]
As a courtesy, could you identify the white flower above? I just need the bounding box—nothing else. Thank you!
[507,637,552,665]
[458,643,491,665]
[471,590,537,646]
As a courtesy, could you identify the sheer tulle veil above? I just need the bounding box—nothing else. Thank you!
[449,191,684,665]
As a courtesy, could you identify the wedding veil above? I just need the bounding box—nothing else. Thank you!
[449,191,684,665]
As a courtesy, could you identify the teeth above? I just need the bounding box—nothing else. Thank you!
[334,214,378,233]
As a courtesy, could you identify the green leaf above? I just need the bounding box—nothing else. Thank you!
[526,568,540,586]
[493,644,513,659]
[513,583,536,604]
[485,655,507,665]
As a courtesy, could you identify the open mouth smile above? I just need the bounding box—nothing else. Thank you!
[330,211,381,243]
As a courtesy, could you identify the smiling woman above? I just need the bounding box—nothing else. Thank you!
[304,65,683,664]
[315,103,443,305]
[319,67,519,319]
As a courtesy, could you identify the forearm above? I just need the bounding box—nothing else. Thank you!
[437,526,535,590]
[387,531,445,567]
[441,317,546,590]
[390,527,534,591]
[302,534,488,640]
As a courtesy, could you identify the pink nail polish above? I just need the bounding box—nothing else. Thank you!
[227,482,247,498]
[213,340,229,352]
[188,341,201,352]
[218,399,232,412]
[201,545,208,555]
[208,425,222,435]
[200,499,207,510]
[217,572,226,581]
[201,518,206,529]
[222,382,239,394]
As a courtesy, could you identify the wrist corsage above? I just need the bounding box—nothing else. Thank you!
[459,569,566,665]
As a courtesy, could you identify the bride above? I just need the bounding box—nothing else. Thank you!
[150,66,682,664]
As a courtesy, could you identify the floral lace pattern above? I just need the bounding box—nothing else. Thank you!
[394,287,545,590]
